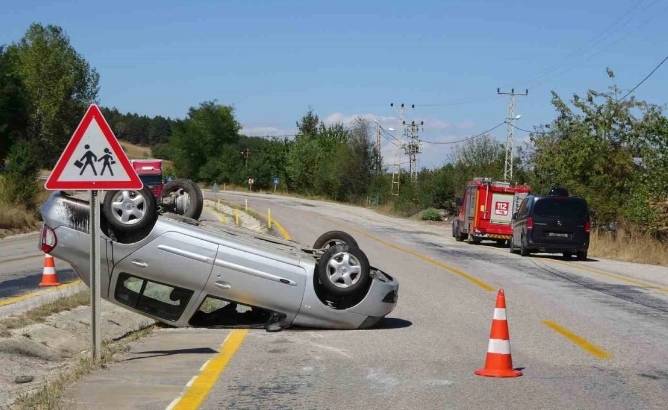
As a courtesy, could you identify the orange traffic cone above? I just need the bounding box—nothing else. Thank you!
[475,289,522,378]
[38,254,61,287]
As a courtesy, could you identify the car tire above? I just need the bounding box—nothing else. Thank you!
[102,187,157,234]
[520,235,530,256]
[313,230,359,250]
[576,250,588,261]
[562,252,573,259]
[317,245,370,297]
[162,179,203,220]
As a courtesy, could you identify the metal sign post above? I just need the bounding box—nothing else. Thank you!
[45,105,143,362]
[89,190,102,361]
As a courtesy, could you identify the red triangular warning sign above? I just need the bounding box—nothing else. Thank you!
[45,104,143,191]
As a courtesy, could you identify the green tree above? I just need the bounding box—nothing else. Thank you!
[527,75,667,231]
[0,46,29,164]
[6,23,99,165]
[2,140,39,206]
[169,101,241,180]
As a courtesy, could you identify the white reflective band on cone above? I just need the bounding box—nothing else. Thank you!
[488,339,511,354]
[493,308,507,320]
[43,267,56,274]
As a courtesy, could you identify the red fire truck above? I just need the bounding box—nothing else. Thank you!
[452,178,531,244]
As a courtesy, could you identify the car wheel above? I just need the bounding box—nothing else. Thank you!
[102,187,157,233]
[520,235,530,256]
[576,250,588,261]
[313,230,359,250]
[162,179,203,220]
[317,245,370,297]
[562,252,573,259]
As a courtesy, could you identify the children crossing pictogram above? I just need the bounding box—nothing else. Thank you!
[45,104,142,190]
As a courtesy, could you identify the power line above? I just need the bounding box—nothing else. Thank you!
[508,123,548,135]
[420,121,506,145]
[620,55,668,100]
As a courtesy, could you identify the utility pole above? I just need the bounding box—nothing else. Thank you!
[402,119,423,182]
[497,88,528,182]
[390,102,422,183]
[240,148,250,172]
[375,123,382,175]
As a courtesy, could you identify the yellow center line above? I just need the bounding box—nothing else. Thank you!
[542,320,611,360]
[168,203,292,410]
[349,227,495,292]
[170,329,249,410]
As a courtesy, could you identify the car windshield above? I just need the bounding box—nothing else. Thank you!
[533,198,588,219]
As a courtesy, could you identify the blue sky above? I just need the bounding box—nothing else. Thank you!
[2,0,667,167]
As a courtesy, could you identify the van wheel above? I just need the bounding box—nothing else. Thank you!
[509,237,517,253]
[576,250,588,261]
[520,235,530,256]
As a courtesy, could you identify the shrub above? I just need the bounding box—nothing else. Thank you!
[2,140,39,206]
[420,208,442,221]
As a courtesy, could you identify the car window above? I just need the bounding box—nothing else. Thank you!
[115,273,193,321]
[189,296,271,327]
[533,198,588,219]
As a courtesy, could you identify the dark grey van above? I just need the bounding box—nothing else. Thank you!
[510,194,590,260]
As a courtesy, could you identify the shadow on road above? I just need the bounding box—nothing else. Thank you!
[124,347,218,361]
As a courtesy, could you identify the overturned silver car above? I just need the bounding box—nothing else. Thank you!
[39,191,398,331]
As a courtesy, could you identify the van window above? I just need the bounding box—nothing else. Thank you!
[115,273,193,321]
[533,198,588,219]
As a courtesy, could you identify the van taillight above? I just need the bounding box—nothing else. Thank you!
[584,220,591,233]
[526,217,534,230]
[40,224,57,253]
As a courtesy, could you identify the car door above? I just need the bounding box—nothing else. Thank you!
[205,241,306,316]
[109,231,218,325]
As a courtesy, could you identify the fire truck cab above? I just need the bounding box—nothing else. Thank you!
[453,178,530,244]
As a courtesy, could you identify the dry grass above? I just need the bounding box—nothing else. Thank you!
[589,229,668,266]
[0,204,39,231]
[119,140,152,159]
[0,290,90,331]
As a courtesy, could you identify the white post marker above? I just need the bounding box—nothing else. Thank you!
[44,104,143,361]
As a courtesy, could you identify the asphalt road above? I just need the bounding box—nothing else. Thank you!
[7,191,668,409]
[0,232,76,299]
[195,191,668,409]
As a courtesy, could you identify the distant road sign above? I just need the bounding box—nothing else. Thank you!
[273,177,280,186]
[45,104,142,191]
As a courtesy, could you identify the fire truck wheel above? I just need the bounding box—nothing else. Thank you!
[468,234,481,245]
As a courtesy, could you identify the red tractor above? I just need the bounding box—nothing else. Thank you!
[101,159,203,237]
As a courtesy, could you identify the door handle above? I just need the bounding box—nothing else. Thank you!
[215,280,231,289]
[130,260,148,268]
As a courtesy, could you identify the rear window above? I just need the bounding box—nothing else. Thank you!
[533,198,588,219]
